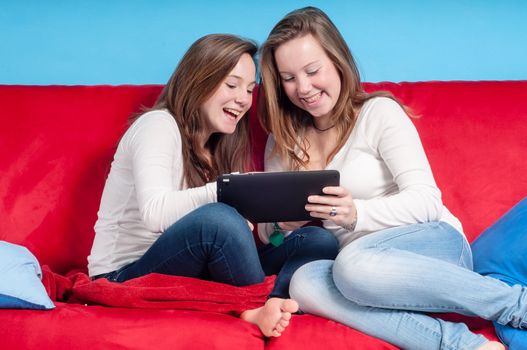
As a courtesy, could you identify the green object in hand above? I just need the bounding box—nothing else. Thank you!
[269,222,284,247]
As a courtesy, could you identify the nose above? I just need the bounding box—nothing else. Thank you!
[297,76,312,95]
[235,90,252,108]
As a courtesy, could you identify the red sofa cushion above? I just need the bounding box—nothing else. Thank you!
[2,81,526,349]
[0,303,265,350]
[0,85,162,274]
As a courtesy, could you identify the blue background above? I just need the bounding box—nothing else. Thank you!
[1,1,526,85]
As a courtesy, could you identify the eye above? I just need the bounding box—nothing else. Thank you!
[226,83,236,89]
[281,76,294,82]
[247,89,254,94]
[307,69,319,76]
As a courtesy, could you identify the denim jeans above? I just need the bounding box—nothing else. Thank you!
[103,203,339,299]
[290,222,527,350]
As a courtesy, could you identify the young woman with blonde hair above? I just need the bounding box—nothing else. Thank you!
[258,7,526,349]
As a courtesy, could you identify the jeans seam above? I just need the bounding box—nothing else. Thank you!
[108,263,133,282]
[457,239,467,268]
[401,313,447,350]
[370,222,440,249]
[351,299,466,311]
[432,221,469,269]
[258,232,304,259]
[402,313,481,350]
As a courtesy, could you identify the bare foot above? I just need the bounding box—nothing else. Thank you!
[240,298,299,337]
[476,341,505,350]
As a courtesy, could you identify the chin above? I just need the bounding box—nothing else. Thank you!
[310,109,332,118]
[222,127,237,135]
[298,103,330,117]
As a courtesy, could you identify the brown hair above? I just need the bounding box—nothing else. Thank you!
[259,6,396,169]
[149,34,257,187]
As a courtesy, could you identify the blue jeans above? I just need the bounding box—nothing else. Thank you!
[290,222,527,350]
[103,203,338,299]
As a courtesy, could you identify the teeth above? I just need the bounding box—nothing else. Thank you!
[302,92,322,104]
[224,108,241,116]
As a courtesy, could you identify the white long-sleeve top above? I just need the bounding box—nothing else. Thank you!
[88,110,217,277]
[258,97,463,248]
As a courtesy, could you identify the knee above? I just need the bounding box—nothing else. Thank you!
[296,226,339,259]
[290,260,334,311]
[197,203,244,224]
[191,203,253,245]
[332,248,378,304]
[194,203,246,230]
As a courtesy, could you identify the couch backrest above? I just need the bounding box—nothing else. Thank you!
[0,86,162,273]
[1,82,526,273]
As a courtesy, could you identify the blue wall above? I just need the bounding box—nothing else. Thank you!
[1,0,526,85]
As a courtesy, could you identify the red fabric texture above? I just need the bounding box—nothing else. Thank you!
[0,85,163,275]
[2,82,526,349]
[0,304,265,350]
[40,265,274,316]
[267,314,399,350]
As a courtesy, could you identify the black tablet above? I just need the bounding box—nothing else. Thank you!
[217,170,340,223]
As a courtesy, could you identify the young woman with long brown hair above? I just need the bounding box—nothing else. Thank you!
[87,33,339,338]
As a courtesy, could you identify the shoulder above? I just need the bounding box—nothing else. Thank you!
[361,97,404,117]
[354,97,415,146]
[123,109,182,148]
[358,96,409,126]
[128,110,180,136]
[132,109,178,129]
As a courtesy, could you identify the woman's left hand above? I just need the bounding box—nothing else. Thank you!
[305,186,357,229]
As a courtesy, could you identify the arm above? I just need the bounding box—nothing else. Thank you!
[306,98,443,238]
[353,98,443,232]
[129,112,217,232]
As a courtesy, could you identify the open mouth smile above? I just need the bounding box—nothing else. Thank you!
[223,108,242,119]
[301,92,322,105]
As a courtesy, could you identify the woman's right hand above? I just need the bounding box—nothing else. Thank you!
[277,221,310,231]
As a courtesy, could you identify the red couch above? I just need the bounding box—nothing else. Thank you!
[1,81,526,349]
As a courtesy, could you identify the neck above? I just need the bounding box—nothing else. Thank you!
[311,119,335,132]
[198,130,212,149]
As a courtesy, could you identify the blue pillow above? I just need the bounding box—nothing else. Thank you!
[472,197,527,349]
[0,241,54,309]
[493,322,527,350]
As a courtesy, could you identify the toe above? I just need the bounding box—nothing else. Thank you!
[281,312,292,321]
[282,299,299,313]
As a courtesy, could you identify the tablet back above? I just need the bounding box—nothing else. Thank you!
[217,170,340,222]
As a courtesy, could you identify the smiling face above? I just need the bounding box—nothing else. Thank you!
[199,53,256,136]
[274,34,341,122]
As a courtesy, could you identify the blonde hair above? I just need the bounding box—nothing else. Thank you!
[151,34,257,187]
[259,7,395,169]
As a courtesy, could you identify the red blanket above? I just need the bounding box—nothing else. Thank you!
[41,266,275,316]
